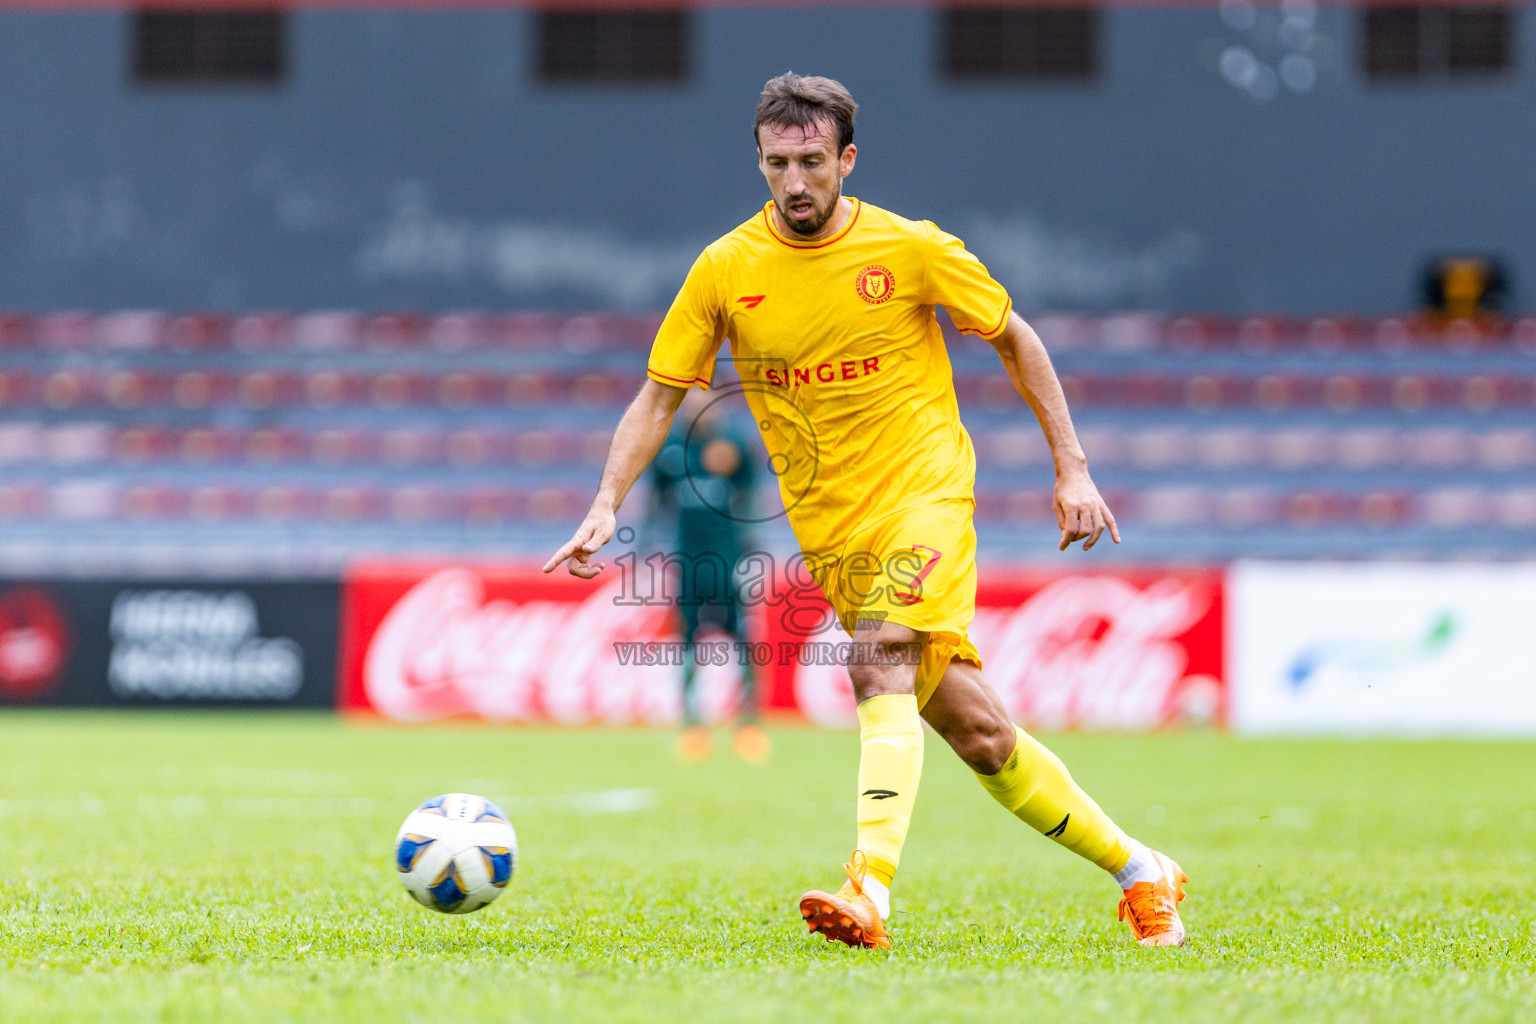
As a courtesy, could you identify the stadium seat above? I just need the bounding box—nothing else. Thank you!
[1352,490,1415,528]
[1267,429,1333,469]
[1197,428,1262,469]
[1498,489,1536,528]
[1139,486,1207,526]
[1419,487,1483,528]
[1282,490,1342,527]
[1335,428,1401,469]
[1129,428,1194,468]
[1404,428,1473,468]
[1216,488,1279,528]
[1476,429,1536,470]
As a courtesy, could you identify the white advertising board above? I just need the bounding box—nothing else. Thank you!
[1230,562,1536,735]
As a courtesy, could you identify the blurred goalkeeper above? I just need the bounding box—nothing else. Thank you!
[546,73,1188,950]
[645,386,768,763]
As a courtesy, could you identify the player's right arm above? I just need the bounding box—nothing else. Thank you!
[543,379,688,578]
[543,247,727,578]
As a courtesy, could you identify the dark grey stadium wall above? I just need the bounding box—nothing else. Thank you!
[1,5,1533,314]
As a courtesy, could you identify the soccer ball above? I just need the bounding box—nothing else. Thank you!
[394,793,518,914]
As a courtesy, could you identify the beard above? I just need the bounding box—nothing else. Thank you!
[776,185,841,237]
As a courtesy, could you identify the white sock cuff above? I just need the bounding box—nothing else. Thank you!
[1113,837,1160,889]
[861,874,891,921]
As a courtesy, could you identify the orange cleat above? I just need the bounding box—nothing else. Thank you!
[731,724,772,764]
[674,725,712,762]
[799,850,890,950]
[1117,849,1189,947]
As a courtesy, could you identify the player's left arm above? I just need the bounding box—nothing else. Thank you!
[986,313,1120,551]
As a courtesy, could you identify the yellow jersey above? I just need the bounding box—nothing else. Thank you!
[647,197,1013,558]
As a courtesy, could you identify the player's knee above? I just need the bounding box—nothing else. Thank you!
[847,656,915,703]
[950,715,1015,775]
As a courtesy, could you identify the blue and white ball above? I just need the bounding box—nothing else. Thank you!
[395,793,518,914]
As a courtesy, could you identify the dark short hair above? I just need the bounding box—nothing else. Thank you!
[754,73,857,153]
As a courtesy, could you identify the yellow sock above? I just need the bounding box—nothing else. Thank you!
[854,693,925,886]
[975,726,1130,873]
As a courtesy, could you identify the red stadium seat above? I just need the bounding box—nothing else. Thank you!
[238,370,301,409]
[505,371,554,406]
[1282,490,1343,528]
[35,312,95,350]
[0,313,32,348]
[322,486,385,521]
[245,428,305,464]
[1182,374,1236,410]
[172,370,232,410]
[188,485,252,522]
[178,428,243,464]
[436,371,487,409]
[362,313,428,349]
[231,313,294,351]
[1352,490,1415,528]
[120,485,185,521]
[113,427,174,463]
[311,429,373,465]
[303,371,360,408]
[491,314,561,351]
[0,484,48,519]
[1235,316,1297,353]
[1002,489,1053,526]
[458,486,521,524]
[428,313,490,352]
[369,372,426,409]
[163,313,230,350]
[255,485,319,522]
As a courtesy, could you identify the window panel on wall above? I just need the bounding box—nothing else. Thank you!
[1363,4,1513,79]
[537,10,690,82]
[942,6,1099,81]
[133,10,286,83]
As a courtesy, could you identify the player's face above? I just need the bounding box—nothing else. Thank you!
[757,119,857,238]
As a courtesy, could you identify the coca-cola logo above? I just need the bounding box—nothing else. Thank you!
[363,568,679,723]
[795,575,1221,729]
[0,586,69,701]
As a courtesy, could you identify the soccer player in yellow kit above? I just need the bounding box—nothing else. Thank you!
[545,73,1188,949]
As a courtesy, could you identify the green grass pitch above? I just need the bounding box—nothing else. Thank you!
[1,713,1533,1022]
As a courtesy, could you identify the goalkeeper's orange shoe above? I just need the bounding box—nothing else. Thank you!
[799,850,890,950]
[1117,850,1188,947]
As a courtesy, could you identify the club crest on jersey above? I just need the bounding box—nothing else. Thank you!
[856,265,895,305]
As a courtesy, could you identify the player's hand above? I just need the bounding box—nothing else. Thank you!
[1054,469,1120,551]
[542,504,617,578]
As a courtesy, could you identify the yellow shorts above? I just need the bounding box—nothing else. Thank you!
[815,497,983,709]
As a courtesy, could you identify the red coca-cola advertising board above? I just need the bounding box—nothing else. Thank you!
[339,561,1224,729]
